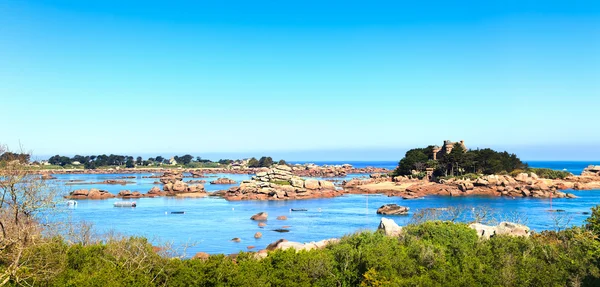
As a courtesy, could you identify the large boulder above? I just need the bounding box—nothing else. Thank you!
[290,178,304,188]
[319,180,336,190]
[172,181,187,192]
[496,222,530,237]
[469,222,530,239]
[304,179,320,190]
[378,217,403,237]
[469,223,497,240]
[251,212,268,221]
[376,204,409,215]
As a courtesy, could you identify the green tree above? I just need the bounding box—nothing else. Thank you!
[247,157,259,168]
[258,156,273,167]
[125,159,135,168]
[585,205,600,236]
[393,148,430,176]
[135,156,142,165]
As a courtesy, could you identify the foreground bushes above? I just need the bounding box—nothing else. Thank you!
[3,220,600,287]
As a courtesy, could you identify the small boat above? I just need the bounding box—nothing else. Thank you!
[170,211,185,214]
[273,229,290,233]
[290,208,308,212]
[114,201,137,208]
[66,200,77,207]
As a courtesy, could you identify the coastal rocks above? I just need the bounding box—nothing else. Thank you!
[210,178,236,184]
[231,238,241,243]
[258,222,267,227]
[117,190,143,198]
[146,186,166,196]
[469,222,530,239]
[189,170,206,178]
[265,238,340,252]
[160,171,184,184]
[66,188,115,200]
[581,165,600,177]
[469,223,498,240]
[291,163,389,178]
[163,180,205,195]
[378,218,403,237]
[376,204,409,215]
[276,216,287,220]
[254,232,262,239]
[224,166,341,201]
[251,212,268,221]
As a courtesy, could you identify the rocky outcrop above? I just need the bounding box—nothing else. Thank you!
[210,178,236,184]
[265,238,340,252]
[160,171,184,184]
[146,186,166,196]
[163,180,205,195]
[469,222,530,239]
[376,204,409,215]
[582,165,600,177]
[223,165,341,200]
[290,163,390,178]
[117,190,144,198]
[189,170,206,178]
[378,218,403,237]
[66,188,115,200]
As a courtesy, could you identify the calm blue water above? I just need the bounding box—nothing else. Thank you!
[50,161,600,255]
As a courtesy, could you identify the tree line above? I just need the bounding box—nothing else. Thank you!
[247,156,287,168]
[393,144,527,177]
[45,154,236,169]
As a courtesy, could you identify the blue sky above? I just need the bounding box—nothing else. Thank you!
[1,1,599,160]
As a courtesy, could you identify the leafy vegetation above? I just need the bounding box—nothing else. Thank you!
[393,144,528,177]
[247,156,285,168]
[3,212,600,286]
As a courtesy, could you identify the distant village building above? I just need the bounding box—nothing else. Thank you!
[432,140,467,160]
[169,157,177,165]
[72,161,81,165]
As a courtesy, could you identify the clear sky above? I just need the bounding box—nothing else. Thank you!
[1,1,599,160]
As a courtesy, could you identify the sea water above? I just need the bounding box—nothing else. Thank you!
[50,161,600,255]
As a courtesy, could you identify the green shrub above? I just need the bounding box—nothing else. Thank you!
[529,168,572,179]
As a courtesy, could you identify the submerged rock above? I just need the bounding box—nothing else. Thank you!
[376,204,409,215]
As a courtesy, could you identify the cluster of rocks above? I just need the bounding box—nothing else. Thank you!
[582,165,600,177]
[117,190,144,198]
[159,171,183,184]
[378,217,531,239]
[376,204,409,215]
[290,164,390,178]
[224,165,341,200]
[443,173,578,199]
[210,178,236,184]
[163,181,205,194]
[66,188,115,199]
[469,222,530,239]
